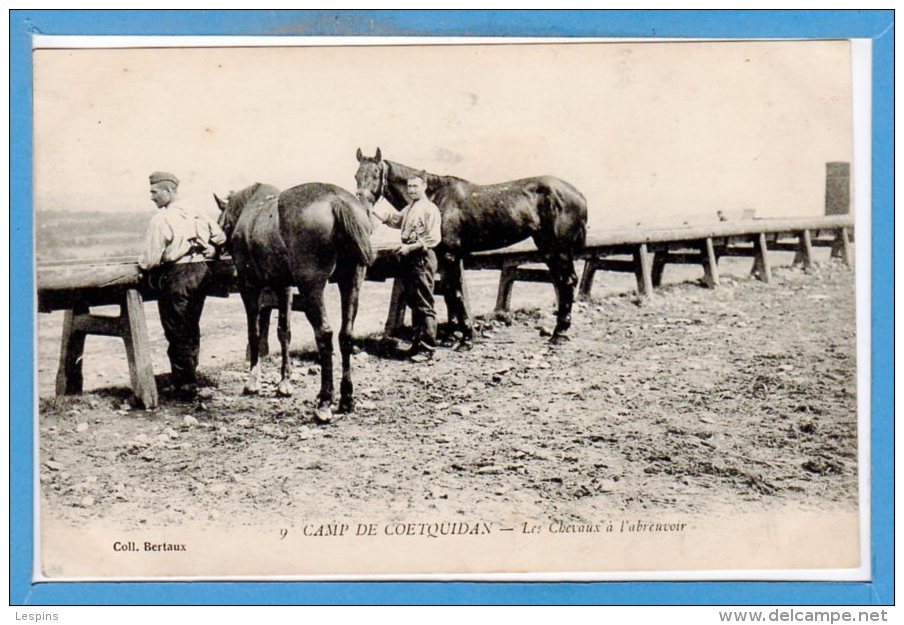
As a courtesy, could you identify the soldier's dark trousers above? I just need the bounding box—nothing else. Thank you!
[402,248,438,353]
[157,262,209,386]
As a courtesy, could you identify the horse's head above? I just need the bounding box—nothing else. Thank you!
[214,191,237,242]
[354,147,387,207]
[214,184,258,245]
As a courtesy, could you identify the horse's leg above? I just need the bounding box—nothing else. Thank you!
[545,249,578,344]
[438,261,459,346]
[275,287,294,397]
[239,286,263,394]
[298,278,334,422]
[336,264,366,414]
[441,251,473,351]
[256,289,274,358]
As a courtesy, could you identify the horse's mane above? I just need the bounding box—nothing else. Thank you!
[385,160,466,188]
[227,182,265,214]
[220,182,277,240]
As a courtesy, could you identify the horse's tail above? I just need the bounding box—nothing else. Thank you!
[571,206,588,254]
[333,197,376,266]
[547,180,588,255]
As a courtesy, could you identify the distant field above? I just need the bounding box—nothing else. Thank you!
[36,210,151,261]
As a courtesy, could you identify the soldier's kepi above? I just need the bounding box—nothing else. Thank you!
[139,171,226,399]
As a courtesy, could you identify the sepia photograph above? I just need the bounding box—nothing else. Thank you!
[32,37,866,580]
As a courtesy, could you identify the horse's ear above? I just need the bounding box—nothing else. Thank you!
[375,147,382,162]
[213,193,227,212]
[356,147,363,162]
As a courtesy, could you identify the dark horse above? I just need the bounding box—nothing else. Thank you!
[354,148,587,346]
[215,182,375,422]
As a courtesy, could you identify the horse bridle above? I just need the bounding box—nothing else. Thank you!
[358,160,389,204]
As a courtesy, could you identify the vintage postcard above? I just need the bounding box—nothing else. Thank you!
[32,38,867,580]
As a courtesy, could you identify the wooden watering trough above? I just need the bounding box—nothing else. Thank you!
[37,215,853,409]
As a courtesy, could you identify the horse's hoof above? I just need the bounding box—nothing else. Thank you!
[337,399,355,415]
[243,384,260,395]
[314,404,333,424]
[276,381,294,397]
[493,311,513,325]
[549,333,571,345]
[454,340,474,352]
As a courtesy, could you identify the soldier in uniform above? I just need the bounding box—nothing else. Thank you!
[138,171,226,398]
[375,173,442,362]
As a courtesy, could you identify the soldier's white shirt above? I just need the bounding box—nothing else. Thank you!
[138,204,226,271]
[381,197,442,249]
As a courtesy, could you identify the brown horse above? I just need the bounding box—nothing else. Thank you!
[215,182,375,422]
[354,148,587,346]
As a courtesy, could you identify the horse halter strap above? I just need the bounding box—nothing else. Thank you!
[374,160,389,203]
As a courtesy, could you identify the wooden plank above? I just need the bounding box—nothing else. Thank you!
[39,287,139,312]
[593,259,637,272]
[719,246,758,258]
[649,252,706,264]
[633,244,654,296]
[39,263,146,291]
[71,313,123,337]
[766,242,806,252]
[120,289,158,409]
[651,241,704,253]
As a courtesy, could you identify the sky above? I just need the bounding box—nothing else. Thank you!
[33,40,853,229]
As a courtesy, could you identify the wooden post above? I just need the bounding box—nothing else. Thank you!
[633,244,654,296]
[55,302,89,396]
[700,238,720,288]
[751,233,772,283]
[383,277,407,337]
[578,258,600,300]
[120,289,158,409]
[833,226,853,267]
[794,229,814,270]
[55,292,158,409]
[494,262,520,313]
[458,259,473,323]
[651,252,668,287]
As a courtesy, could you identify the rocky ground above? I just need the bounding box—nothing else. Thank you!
[38,256,859,529]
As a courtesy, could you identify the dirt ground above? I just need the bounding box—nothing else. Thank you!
[38,254,859,529]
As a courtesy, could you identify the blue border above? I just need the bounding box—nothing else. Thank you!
[11,10,893,605]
